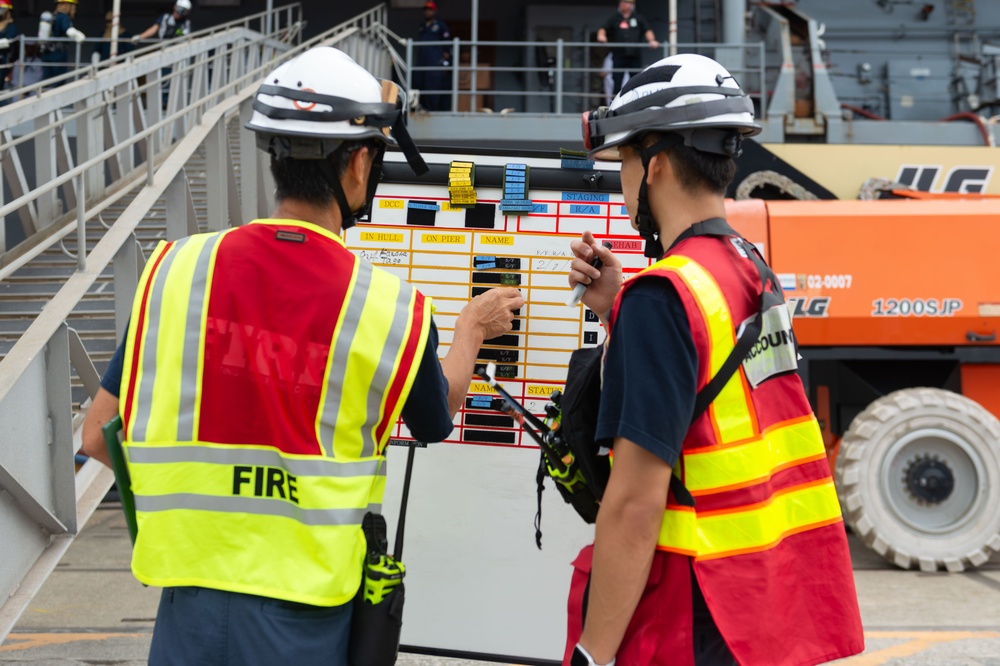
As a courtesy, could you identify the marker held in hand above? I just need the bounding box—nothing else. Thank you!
[567,240,614,307]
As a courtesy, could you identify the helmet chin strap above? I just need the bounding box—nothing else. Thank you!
[635,134,683,259]
[316,144,387,232]
[635,176,662,259]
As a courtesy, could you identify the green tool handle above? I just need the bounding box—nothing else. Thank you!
[102,415,138,545]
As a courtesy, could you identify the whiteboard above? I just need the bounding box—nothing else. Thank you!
[356,151,638,662]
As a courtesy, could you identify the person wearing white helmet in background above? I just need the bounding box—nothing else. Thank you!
[563,54,864,666]
[39,0,85,82]
[79,45,522,665]
[133,0,191,42]
[0,0,19,94]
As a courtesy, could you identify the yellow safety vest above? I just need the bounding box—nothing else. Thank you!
[119,220,431,606]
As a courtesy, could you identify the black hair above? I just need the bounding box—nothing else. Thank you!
[270,138,381,207]
[664,143,737,195]
[635,132,737,195]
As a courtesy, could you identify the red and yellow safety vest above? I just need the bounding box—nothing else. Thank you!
[608,233,864,665]
[120,219,431,607]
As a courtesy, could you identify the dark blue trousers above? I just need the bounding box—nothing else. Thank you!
[148,586,353,665]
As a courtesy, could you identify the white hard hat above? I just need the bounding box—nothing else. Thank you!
[174,0,191,15]
[582,53,761,161]
[246,46,426,173]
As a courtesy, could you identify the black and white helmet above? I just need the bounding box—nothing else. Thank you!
[246,46,426,174]
[582,53,761,161]
[245,47,427,228]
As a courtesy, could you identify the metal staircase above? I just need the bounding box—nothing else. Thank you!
[0,3,396,643]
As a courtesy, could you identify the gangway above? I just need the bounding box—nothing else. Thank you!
[0,3,397,643]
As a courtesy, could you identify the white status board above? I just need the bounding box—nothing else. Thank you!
[357,151,650,663]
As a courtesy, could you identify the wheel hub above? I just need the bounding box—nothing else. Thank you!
[903,455,955,505]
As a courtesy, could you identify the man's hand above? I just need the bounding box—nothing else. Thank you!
[568,230,621,325]
[440,287,524,415]
[131,34,142,43]
[0,38,10,50]
[81,387,120,468]
[596,29,608,43]
[66,27,86,43]
[647,39,660,49]
[456,286,523,343]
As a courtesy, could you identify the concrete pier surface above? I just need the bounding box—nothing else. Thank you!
[3,505,1000,665]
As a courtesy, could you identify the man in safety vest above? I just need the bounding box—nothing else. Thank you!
[564,54,864,666]
[40,0,85,82]
[81,46,523,665]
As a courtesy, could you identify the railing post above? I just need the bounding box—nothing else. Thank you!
[166,170,195,240]
[470,36,478,112]
[205,118,228,231]
[112,234,139,341]
[555,39,564,115]
[34,114,57,231]
[451,37,460,112]
[114,82,134,173]
[75,174,86,271]
[146,135,155,186]
[405,39,413,94]
[239,98,260,221]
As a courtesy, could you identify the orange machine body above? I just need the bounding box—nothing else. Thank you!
[725,196,1000,427]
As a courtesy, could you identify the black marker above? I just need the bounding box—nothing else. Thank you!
[566,240,614,307]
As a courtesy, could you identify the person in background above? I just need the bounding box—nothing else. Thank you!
[0,0,18,94]
[40,0,85,82]
[132,0,192,109]
[80,45,523,665]
[596,0,658,96]
[564,53,863,666]
[132,0,191,43]
[412,0,451,111]
[93,10,132,62]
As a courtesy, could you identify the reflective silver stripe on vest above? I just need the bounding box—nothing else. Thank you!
[177,233,225,441]
[319,260,373,457]
[360,280,415,457]
[134,494,380,526]
[132,237,190,442]
[127,445,386,478]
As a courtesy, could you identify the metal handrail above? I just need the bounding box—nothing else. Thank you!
[0,27,280,272]
[403,38,766,115]
[0,3,304,103]
[0,3,393,644]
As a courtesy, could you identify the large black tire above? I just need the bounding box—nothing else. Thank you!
[835,387,1000,572]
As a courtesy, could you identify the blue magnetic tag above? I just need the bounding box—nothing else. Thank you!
[408,201,441,211]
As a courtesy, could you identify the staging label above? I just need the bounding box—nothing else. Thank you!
[562,192,609,202]
[526,385,559,397]
[468,382,497,394]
